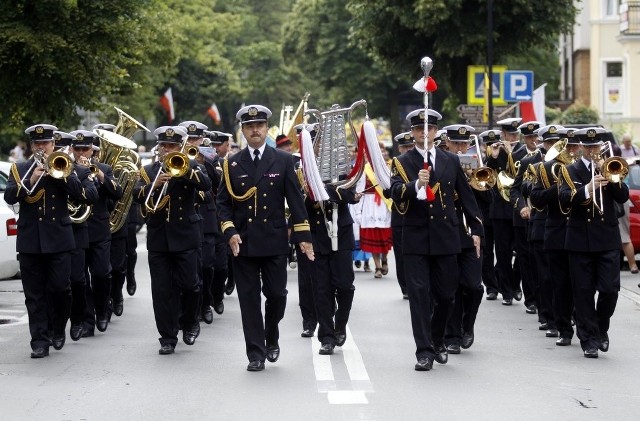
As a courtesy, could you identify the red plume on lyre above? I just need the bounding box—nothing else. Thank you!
[426,76,437,93]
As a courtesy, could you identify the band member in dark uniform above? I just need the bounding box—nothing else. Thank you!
[559,127,628,358]
[134,126,211,354]
[477,130,500,300]
[217,105,313,371]
[5,124,87,357]
[530,127,580,346]
[61,132,100,341]
[303,182,361,355]
[385,132,415,299]
[442,125,484,355]
[511,121,543,315]
[69,130,123,336]
[179,121,223,323]
[390,110,483,371]
[486,117,521,305]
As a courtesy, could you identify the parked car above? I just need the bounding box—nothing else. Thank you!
[0,170,20,279]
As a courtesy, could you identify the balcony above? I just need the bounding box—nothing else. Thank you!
[620,1,640,35]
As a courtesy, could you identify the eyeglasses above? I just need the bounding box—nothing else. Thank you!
[73,146,91,152]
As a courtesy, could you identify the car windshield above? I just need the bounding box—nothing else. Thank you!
[0,171,8,192]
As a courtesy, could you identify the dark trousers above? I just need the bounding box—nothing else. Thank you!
[213,233,229,298]
[126,223,138,283]
[233,254,288,362]
[446,248,484,345]
[568,250,619,350]
[392,225,407,295]
[149,249,200,346]
[85,240,112,325]
[311,250,355,345]
[297,251,317,331]
[19,252,71,349]
[548,250,574,339]
[481,224,498,294]
[110,235,127,305]
[69,247,87,325]
[492,219,515,299]
[404,253,458,360]
[200,234,217,309]
[514,226,536,307]
[533,241,554,327]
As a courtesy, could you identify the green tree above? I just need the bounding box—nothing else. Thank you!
[347,0,578,115]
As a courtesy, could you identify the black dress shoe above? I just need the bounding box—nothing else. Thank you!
[502,298,513,306]
[414,358,433,371]
[525,305,537,314]
[113,298,124,317]
[546,329,559,338]
[183,327,198,346]
[158,344,175,355]
[81,326,94,338]
[486,292,498,300]
[335,330,347,347]
[70,324,84,341]
[300,329,314,338]
[30,347,49,358]
[202,307,214,324]
[96,319,108,332]
[461,331,475,349]
[599,334,609,352]
[538,322,549,331]
[446,344,461,354]
[213,301,224,315]
[52,334,66,350]
[266,344,280,363]
[434,346,448,364]
[319,343,335,355]
[583,347,599,358]
[224,281,235,295]
[247,360,265,371]
[126,279,137,296]
[556,337,571,346]
[514,291,523,301]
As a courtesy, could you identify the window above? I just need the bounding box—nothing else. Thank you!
[607,61,623,77]
[605,0,619,17]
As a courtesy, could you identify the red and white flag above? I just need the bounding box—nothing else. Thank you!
[207,103,221,125]
[520,84,546,125]
[159,87,175,123]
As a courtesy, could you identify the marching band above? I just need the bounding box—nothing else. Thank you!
[3,61,633,371]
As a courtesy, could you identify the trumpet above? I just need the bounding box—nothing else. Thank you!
[143,145,190,213]
[20,149,74,195]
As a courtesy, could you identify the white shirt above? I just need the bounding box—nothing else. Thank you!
[247,143,266,160]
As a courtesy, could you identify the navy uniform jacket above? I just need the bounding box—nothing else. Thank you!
[306,185,357,255]
[510,150,543,228]
[4,158,88,253]
[390,147,483,256]
[134,159,211,252]
[196,156,221,236]
[87,162,123,243]
[216,145,311,257]
[70,165,100,249]
[558,159,628,252]
[530,160,570,251]
[486,147,517,220]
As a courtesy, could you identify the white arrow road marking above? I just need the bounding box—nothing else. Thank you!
[311,326,373,404]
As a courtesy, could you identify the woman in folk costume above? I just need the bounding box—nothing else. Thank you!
[354,154,393,278]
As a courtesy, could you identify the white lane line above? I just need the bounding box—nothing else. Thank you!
[311,336,335,381]
[620,288,640,305]
[342,326,370,382]
[311,326,373,405]
[327,391,368,405]
[0,309,25,314]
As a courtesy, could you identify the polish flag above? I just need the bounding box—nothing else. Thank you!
[520,84,546,125]
[207,103,221,125]
[159,88,175,123]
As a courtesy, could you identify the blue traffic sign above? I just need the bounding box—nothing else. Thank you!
[504,71,534,101]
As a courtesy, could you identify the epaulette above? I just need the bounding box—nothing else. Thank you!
[539,162,551,189]
[391,157,410,183]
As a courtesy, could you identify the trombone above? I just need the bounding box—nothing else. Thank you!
[143,141,190,213]
[590,141,629,213]
[20,149,73,195]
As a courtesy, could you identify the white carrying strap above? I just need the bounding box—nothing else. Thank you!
[362,120,390,189]
[299,128,329,201]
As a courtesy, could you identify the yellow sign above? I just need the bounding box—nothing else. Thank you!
[467,65,507,105]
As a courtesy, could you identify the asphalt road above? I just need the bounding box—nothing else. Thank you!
[2,233,640,420]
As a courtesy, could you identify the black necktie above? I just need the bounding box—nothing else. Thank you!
[427,151,434,171]
[253,149,260,167]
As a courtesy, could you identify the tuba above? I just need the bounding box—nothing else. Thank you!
[94,107,145,232]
